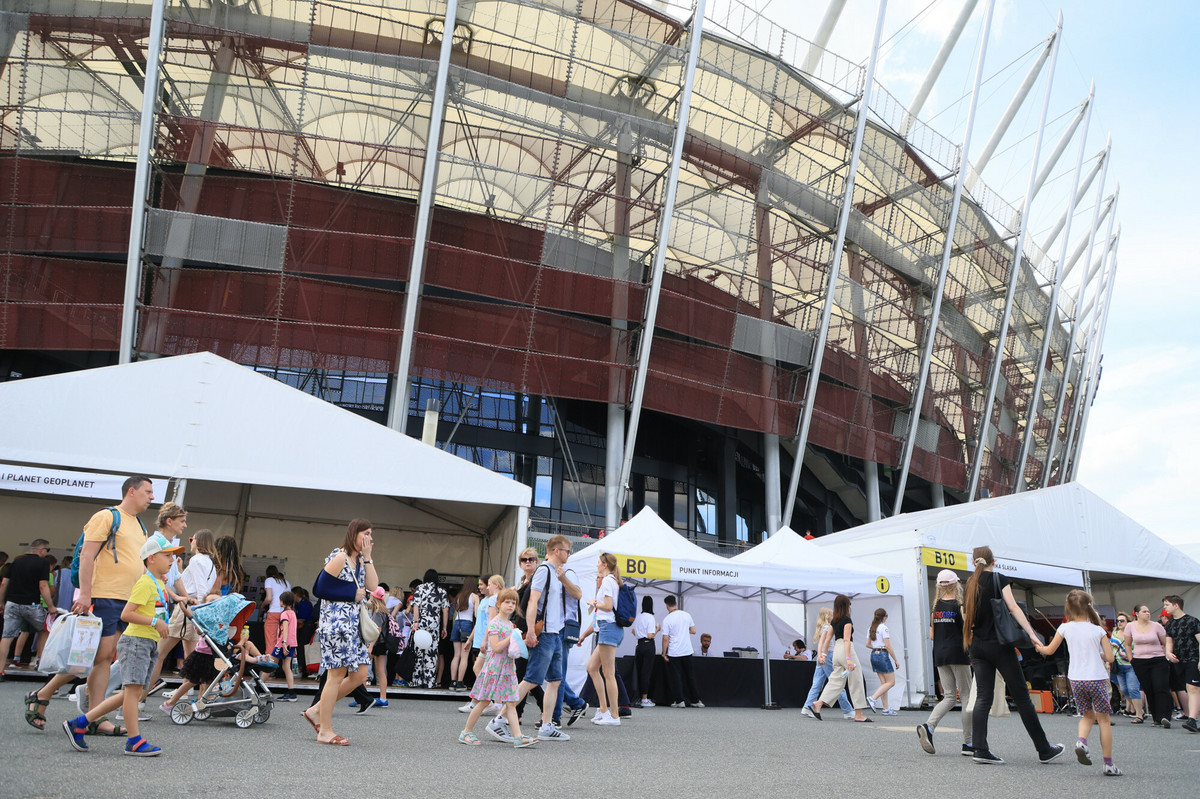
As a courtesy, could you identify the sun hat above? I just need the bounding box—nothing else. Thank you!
[935,569,960,585]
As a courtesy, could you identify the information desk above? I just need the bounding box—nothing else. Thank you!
[617,655,815,708]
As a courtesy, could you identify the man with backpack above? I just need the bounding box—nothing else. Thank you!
[489,535,582,743]
[24,476,154,735]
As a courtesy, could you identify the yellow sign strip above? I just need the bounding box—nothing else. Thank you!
[920,546,969,571]
[615,554,672,581]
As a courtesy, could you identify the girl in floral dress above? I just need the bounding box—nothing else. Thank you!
[458,588,536,748]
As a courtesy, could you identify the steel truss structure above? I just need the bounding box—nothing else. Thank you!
[0,0,1119,535]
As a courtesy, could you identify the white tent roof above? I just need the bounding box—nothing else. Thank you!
[731,526,899,596]
[814,482,1200,584]
[1,352,530,534]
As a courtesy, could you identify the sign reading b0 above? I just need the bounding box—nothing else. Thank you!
[876,576,890,594]
[618,555,671,581]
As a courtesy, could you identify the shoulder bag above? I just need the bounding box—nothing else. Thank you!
[990,571,1034,648]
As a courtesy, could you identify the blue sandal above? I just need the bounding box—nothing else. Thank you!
[62,717,89,752]
[124,735,162,757]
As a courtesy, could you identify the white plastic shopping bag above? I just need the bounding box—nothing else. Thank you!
[38,613,103,677]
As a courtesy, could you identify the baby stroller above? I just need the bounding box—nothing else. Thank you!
[169,593,277,729]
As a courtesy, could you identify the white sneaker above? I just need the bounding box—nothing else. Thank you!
[595,715,621,726]
[801,706,815,719]
[481,703,500,715]
[458,701,476,713]
[486,717,514,743]
[592,711,612,724]
[538,722,570,740]
[690,701,705,708]
[640,698,655,708]
[843,713,855,720]
[670,701,685,708]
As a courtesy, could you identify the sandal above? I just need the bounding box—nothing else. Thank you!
[514,735,538,748]
[301,709,320,733]
[458,731,481,745]
[853,717,874,723]
[316,734,350,746]
[24,692,49,730]
[124,735,162,757]
[1130,716,1144,724]
[86,717,127,736]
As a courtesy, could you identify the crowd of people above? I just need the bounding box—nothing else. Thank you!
[3,480,1197,766]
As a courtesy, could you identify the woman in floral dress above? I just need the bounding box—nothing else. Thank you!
[410,568,449,688]
[302,518,377,746]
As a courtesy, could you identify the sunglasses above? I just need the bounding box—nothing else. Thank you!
[519,556,537,563]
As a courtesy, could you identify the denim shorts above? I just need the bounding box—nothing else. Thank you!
[870,650,895,674]
[524,630,563,684]
[596,619,624,647]
[2,602,46,639]
[116,635,158,690]
[92,597,129,638]
[450,618,474,643]
[1112,662,1140,697]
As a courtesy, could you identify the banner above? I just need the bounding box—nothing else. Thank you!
[920,546,1082,586]
[1,463,168,503]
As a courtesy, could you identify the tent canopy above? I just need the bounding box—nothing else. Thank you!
[731,526,900,597]
[0,352,530,540]
[814,483,1199,584]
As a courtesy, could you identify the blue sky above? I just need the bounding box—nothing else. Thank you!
[751,0,1200,546]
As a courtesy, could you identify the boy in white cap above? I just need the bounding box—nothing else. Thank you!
[63,532,182,756]
[918,569,974,756]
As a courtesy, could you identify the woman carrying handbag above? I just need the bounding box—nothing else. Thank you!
[302,518,378,746]
[961,546,1063,766]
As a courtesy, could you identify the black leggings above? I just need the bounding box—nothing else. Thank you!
[634,639,656,697]
[969,638,1051,757]
[1131,656,1172,723]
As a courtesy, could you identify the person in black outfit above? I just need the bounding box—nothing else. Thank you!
[961,546,1063,765]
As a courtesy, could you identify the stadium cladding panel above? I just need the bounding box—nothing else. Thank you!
[0,0,1115,548]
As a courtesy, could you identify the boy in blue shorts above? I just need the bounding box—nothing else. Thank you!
[63,533,182,756]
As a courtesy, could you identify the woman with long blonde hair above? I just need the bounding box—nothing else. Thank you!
[802,607,853,719]
[581,552,624,726]
[917,570,973,756]
[961,546,1062,765]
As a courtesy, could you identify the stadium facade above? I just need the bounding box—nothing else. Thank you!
[0,0,1119,548]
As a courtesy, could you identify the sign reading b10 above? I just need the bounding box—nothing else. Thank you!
[618,555,671,581]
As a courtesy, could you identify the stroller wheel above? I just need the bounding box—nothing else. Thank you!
[171,702,194,725]
[254,704,271,724]
[193,707,211,721]
[235,709,256,729]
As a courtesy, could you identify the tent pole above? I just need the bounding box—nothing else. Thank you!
[915,552,933,703]
[234,484,251,550]
[761,587,778,708]
[897,587,914,708]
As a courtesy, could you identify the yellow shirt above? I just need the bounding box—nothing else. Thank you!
[122,573,166,642]
[82,507,148,601]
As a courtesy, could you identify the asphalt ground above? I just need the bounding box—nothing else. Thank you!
[2,680,1197,798]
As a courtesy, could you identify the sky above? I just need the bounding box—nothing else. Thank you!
[735,0,1200,547]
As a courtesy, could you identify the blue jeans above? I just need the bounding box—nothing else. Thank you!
[553,631,585,723]
[805,648,853,712]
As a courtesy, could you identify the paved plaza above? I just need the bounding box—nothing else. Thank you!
[2,681,1197,797]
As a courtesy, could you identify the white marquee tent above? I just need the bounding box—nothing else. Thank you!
[565,509,903,705]
[815,482,1200,701]
[0,352,532,584]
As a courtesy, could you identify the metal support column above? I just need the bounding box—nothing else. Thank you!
[616,0,708,509]
[387,0,461,431]
[118,0,168,363]
[891,0,995,513]
[1013,86,1094,491]
[1042,149,1114,485]
[801,0,849,74]
[964,33,1055,191]
[1067,242,1120,482]
[967,17,1061,500]
[764,434,781,534]
[760,588,777,708]
[782,0,889,525]
[900,0,979,137]
[1038,150,1106,262]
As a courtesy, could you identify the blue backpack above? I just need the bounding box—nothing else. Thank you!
[70,508,147,588]
[614,581,637,627]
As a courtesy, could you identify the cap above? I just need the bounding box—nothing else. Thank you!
[371,586,387,600]
[935,569,959,585]
[140,532,184,559]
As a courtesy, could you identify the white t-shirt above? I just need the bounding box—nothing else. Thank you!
[165,557,184,597]
[661,609,695,657]
[632,611,657,639]
[1059,620,1109,681]
[530,563,572,634]
[594,574,618,623]
[385,595,401,614]
[265,576,291,613]
[868,623,891,650]
[181,553,216,601]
